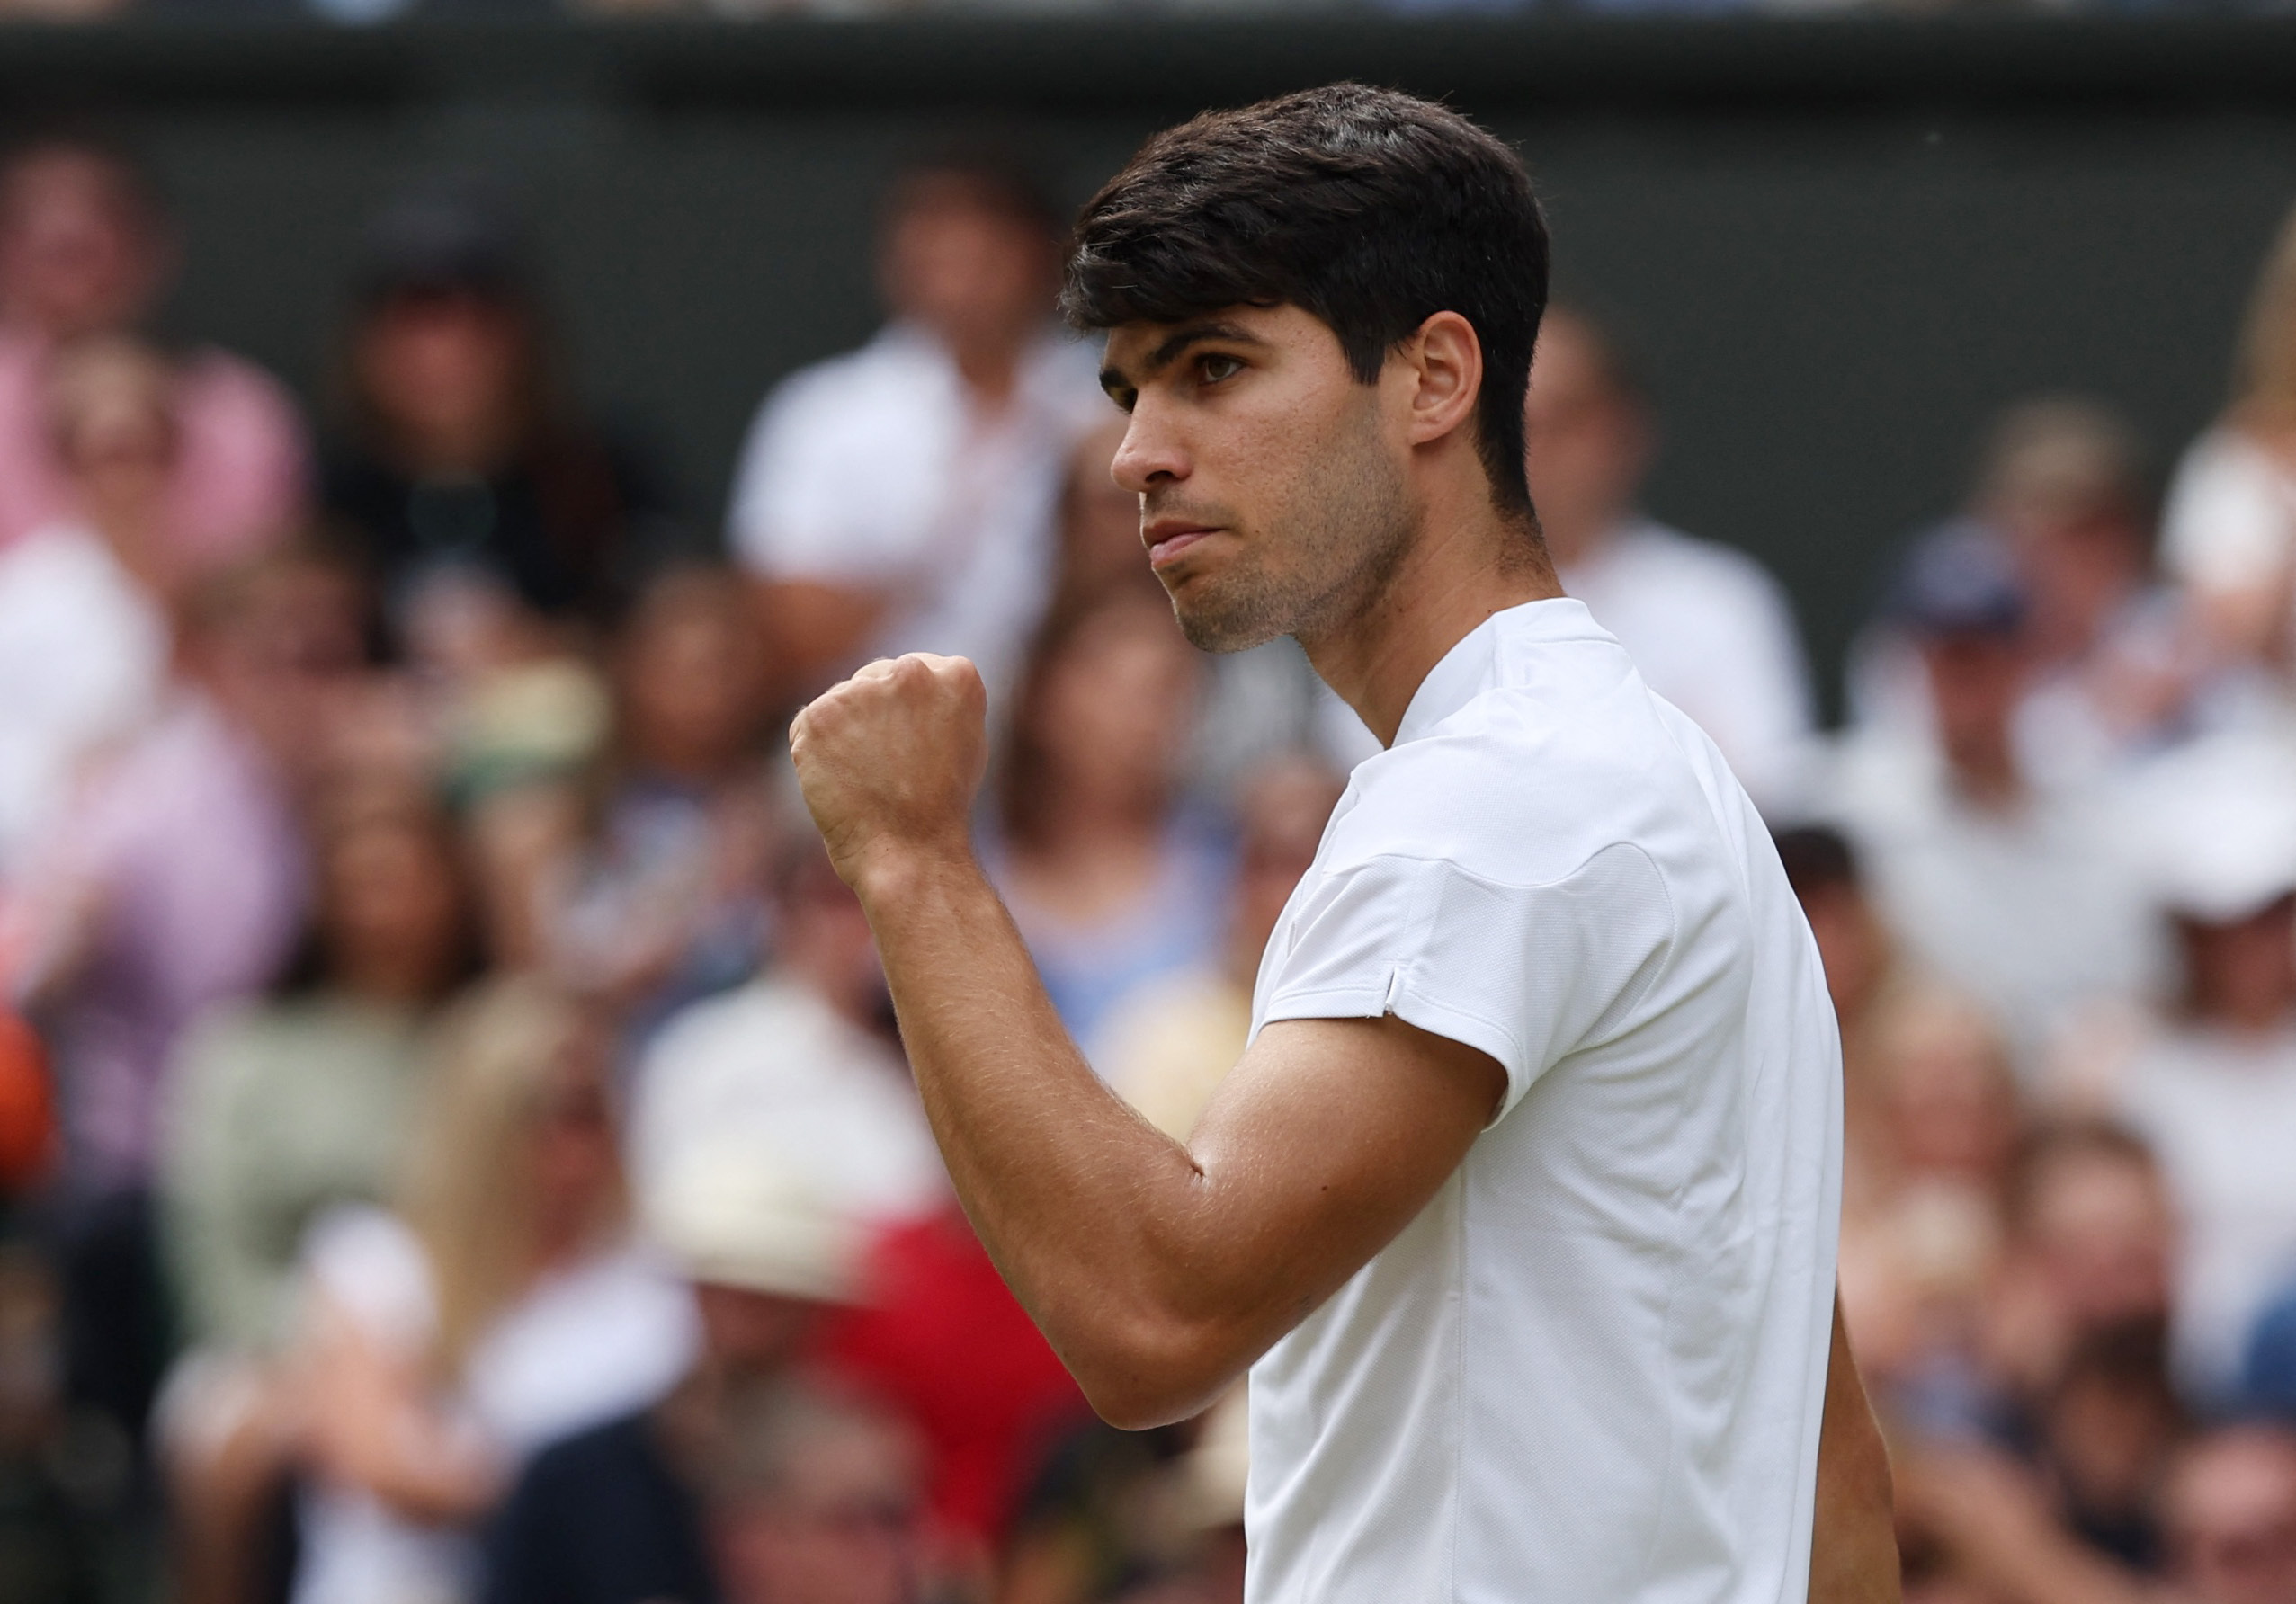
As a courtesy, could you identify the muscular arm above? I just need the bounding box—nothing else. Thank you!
[792,655,1503,1428]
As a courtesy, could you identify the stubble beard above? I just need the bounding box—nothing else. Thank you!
[1164,423,1418,657]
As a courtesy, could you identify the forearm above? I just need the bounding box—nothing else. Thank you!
[855,847,1246,1421]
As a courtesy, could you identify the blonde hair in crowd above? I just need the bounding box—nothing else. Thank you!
[2233,202,2296,435]
[398,977,624,1381]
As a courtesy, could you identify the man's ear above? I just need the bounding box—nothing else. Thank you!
[1401,310,1484,448]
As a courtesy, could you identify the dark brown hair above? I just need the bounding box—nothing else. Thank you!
[1063,83,1548,521]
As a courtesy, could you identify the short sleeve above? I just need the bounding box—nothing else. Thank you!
[1259,842,1675,1122]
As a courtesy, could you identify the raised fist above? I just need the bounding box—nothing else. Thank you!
[789,654,989,891]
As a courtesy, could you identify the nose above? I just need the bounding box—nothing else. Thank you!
[1110,402,1187,495]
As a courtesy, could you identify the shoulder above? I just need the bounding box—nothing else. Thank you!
[643,981,807,1071]
[755,329,939,430]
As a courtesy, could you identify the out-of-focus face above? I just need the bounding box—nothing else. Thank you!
[1059,417,1148,602]
[1795,880,1888,1023]
[620,585,767,781]
[879,183,1055,361]
[713,1420,924,1604]
[2021,1151,2175,1330]
[2179,894,2296,1033]
[527,1045,621,1226]
[1521,311,1648,565]
[1103,303,1417,654]
[354,289,523,459]
[45,338,179,526]
[0,149,165,341]
[1917,630,2028,771]
[192,565,368,774]
[319,814,464,997]
[1228,759,1345,973]
[1878,1004,2016,1186]
[693,1283,825,1377]
[2166,1431,2296,1604]
[1028,602,1203,814]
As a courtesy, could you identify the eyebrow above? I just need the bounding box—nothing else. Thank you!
[1099,319,1264,397]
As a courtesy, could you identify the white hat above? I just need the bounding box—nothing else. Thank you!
[2126,734,2296,924]
[642,1145,865,1305]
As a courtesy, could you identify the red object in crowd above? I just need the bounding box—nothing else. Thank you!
[0,1011,54,1193]
[819,1207,1092,1548]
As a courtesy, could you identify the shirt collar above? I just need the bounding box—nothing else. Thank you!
[1390,597,1608,747]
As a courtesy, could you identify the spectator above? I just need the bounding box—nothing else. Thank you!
[321,188,683,659]
[629,837,944,1230]
[548,565,777,1047]
[702,1380,929,1604]
[1523,302,1816,811]
[158,784,478,1604]
[290,979,694,1604]
[2160,200,2296,698]
[2096,733,2296,1404]
[729,151,1103,709]
[1100,755,1344,1141]
[483,1145,863,1604]
[985,591,1228,1061]
[0,334,178,876]
[13,548,363,1444]
[0,129,306,568]
[2160,1425,2296,1604]
[1826,526,2159,1077]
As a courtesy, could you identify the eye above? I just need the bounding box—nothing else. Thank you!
[1198,352,1244,385]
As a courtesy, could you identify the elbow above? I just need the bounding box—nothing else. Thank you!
[1066,1313,1245,1432]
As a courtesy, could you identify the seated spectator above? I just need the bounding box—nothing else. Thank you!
[729,151,1103,709]
[290,979,694,1604]
[548,565,777,1047]
[1523,302,1816,812]
[984,592,1228,1061]
[702,1380,929,1604]
[1853,397,2189,786]
[12,549,364,1444]
[629,839,943,1229]
[321,188,682,657]
[1100,756,1344,1141]
[1826,527,2160,1077]
[158,783,478,1604]
[0,334,178,875]
[483,1145,863,1604]
[0,128,306,568]
[2093,733,2296,1404]
[2160,200,2296,700]
[2160,1424,2296,1604]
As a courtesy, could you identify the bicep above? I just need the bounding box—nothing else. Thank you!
[1182,1013,1505,1339]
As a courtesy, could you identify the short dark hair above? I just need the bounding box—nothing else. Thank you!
[1062,84,1548,521]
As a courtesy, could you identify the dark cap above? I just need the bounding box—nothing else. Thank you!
[355,186,527,305]
[1889,521,2027,638]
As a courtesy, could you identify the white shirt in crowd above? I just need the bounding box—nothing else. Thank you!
[630,975,947,1228]
[0,521,168,877]
[728,322,1104,703]
[1559,517,1818,815]
[290,1207,696,1604]
[2116,1021,2296,1402]
[2160,426,2296,607]
[1243,598,1841,1604]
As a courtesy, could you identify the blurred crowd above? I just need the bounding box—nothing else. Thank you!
[0,108,2294,1604]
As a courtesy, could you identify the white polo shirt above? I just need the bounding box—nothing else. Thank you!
[1245,598,1842,1604]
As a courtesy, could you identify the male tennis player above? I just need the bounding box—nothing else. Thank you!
[791,85,1896,1602]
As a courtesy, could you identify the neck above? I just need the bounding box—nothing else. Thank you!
[1300,499,1560,748]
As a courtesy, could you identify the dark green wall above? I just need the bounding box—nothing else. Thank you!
[12,16,2296,712]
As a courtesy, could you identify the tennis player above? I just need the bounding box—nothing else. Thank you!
[791,84,1897,1603]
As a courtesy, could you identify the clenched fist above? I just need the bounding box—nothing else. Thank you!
[790,654,989,892]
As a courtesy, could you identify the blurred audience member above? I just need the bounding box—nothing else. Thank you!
[2161,1425,2296,1604]
[987,592,1227,1061]
[13,550,362,1443]
[630,839,943,1230]
[703,1380,928,1604]
[484,1146,862,1604]
[0,129,306,566]
[1827,526,2159,1076]
[1101,756,1343,1141]
[2162,201,2296,701]
[549,565,776,1046]
[730,152,1101,708]
[2086,735,2296,1404]
[291,980,693,1604]
[322,189,682,661]
[0,334,177,875]
[1523,303,1815,811]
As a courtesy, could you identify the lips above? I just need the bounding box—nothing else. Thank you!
[1146,528,1218,568]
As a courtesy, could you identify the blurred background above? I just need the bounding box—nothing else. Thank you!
[4,12,2296,1604]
